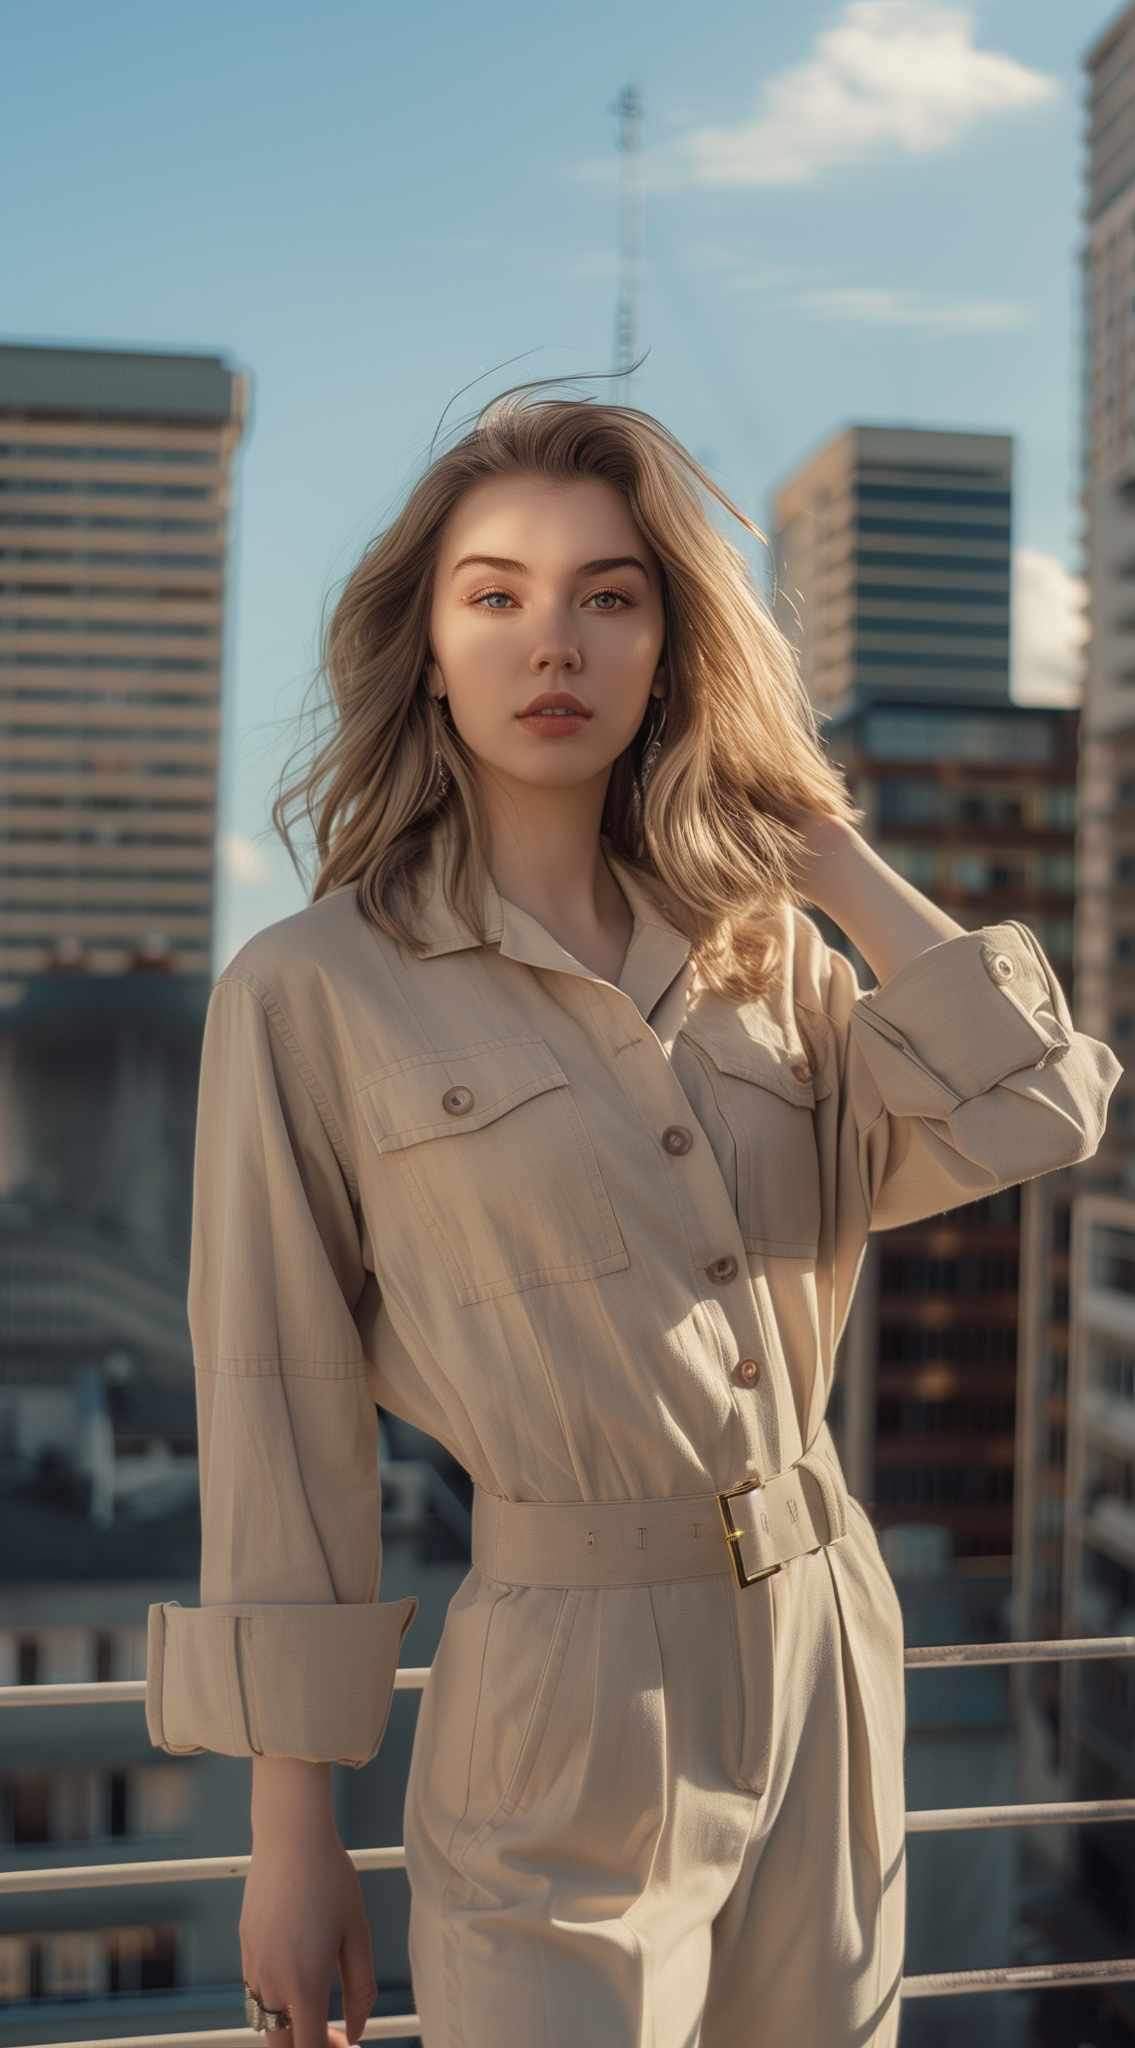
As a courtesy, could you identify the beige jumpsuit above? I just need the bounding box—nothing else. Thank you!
[145,811,1122,2047]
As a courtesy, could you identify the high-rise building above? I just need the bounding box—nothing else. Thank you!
[1043,1,1135,2006]
[770,421,1092,2026]
[1079,4,1135,1171]
[769,424,1069,1551]
[772,422,1013,727]
[0,343,248,1010]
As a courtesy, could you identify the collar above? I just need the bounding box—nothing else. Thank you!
[410,812,694,1017]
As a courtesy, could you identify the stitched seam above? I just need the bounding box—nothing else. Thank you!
[448,1585,513,1883]
[851,1006,966,1107]
[219,970,360,1204]
[679,1024,815,1105]
[446,1586,504,1872]
[233,1617,262,1754]
[353,1033,559,1092]
[674,1035,739,1275]
[222,1618,244,1754]
[366,1071,567,1146]
[560,1090,626,1259]
[400,1154,468,1300]
[498,1588,577,1817]
[685,1036,819,1253]
[370,1071,629,1304]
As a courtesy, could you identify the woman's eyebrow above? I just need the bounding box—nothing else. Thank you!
[449,553,650,579]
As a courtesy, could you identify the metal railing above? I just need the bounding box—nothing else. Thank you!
[2,1630,1135,2044]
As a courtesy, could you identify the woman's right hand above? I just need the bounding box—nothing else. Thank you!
[239,1822,379,2048]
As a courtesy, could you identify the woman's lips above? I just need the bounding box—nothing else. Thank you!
[517,710,592,734]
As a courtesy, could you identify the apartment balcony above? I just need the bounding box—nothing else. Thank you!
[2,1623,1135,2043]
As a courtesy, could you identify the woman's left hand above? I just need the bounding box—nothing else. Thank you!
[779,807,858,910]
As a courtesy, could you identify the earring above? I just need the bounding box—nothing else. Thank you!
[639,688,668,790]
[425,669,452,801]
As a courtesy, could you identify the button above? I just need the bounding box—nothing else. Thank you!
[1036,1040,1070,1068]
[789,1058,812,1084]
[662,1124,694,1154]
[733,1358,761,1386]
[707,1255,738,1283]
[442,1085,474,1115]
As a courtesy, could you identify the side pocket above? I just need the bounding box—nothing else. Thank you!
[452,1586,580,1881]
[355,1038,630,1305]
[848,1497,905,1651]
[497,1588,580,1819]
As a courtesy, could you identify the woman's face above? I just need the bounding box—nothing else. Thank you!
[427,473,667,796]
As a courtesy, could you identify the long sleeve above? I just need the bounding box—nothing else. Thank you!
[814,917,1124,1235]
[145,972,418,1768]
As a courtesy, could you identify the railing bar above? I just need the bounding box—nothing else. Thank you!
[901,1956,1135,1997]
[906,1796,1135,1831]
[21,2020,423,2045]
[903,1635,1135,1667]
[8,1634,1135,2033]
[0,1673,435,1709]
[7,1799,1135,1896]
[20,1956,1135,2045]
[0,1848,407,1895]
[3,1635,1135,1712]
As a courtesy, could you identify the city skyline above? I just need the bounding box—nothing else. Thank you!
[5,0,1116,966]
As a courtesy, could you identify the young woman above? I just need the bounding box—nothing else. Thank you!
[145,378,1122,2048]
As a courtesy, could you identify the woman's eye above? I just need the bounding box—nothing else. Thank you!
[470,588,631,611]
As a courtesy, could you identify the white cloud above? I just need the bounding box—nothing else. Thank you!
[573,1,1060,193]
[1011,547,1085,706]
[783,284,1032,330]
[673,242,1032,329]
[222,830,273,886]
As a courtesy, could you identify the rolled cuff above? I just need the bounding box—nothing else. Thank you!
[848,920,1074,1118]
[145,1594,420,1768]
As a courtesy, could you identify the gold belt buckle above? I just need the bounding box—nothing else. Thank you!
[716,1476,784,1589]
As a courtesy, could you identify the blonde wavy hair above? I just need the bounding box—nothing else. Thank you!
[270,366,865,1002]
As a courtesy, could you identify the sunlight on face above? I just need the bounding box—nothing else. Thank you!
[428,474,666,794]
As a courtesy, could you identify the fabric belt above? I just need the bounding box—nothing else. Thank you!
[471,1429,851,1591]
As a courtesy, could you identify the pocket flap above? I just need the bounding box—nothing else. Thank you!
[680,1017,828,1106]
[357,1035,571,1154]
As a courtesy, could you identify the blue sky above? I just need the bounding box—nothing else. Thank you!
[5,0,1123,969]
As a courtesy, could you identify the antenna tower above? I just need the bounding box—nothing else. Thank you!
[610,84,644,406]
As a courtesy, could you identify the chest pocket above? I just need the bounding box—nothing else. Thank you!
[355,1035,630,1307]
[680,1017,829,1260]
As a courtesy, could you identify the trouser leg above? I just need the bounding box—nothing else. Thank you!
[405,1525,906,2046]
[406,1572,760,2047]
[700,1545,907,2047]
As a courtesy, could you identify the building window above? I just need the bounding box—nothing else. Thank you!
[0,1936,31,2001]
[0,1924,179,2004]
[864,711,1054,764]
[41,1930,104,1998]
[0,1763,192,1847]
